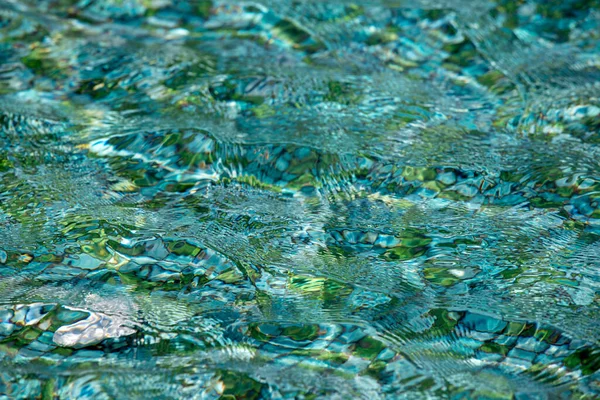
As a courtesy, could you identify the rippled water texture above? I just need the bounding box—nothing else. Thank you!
[0,0,600,398]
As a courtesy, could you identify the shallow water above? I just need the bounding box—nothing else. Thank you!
[0,0,599,398]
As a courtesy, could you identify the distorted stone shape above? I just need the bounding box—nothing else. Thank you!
[53,308,135,348]
[0,303,136,350]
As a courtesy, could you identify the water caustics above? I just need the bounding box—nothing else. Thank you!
[0,0,600,398]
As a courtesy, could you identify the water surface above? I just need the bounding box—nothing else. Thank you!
[1,0,600,398]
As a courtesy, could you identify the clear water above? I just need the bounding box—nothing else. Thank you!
[1,0,599,398]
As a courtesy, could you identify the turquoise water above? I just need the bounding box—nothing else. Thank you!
[1,0,600,398]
